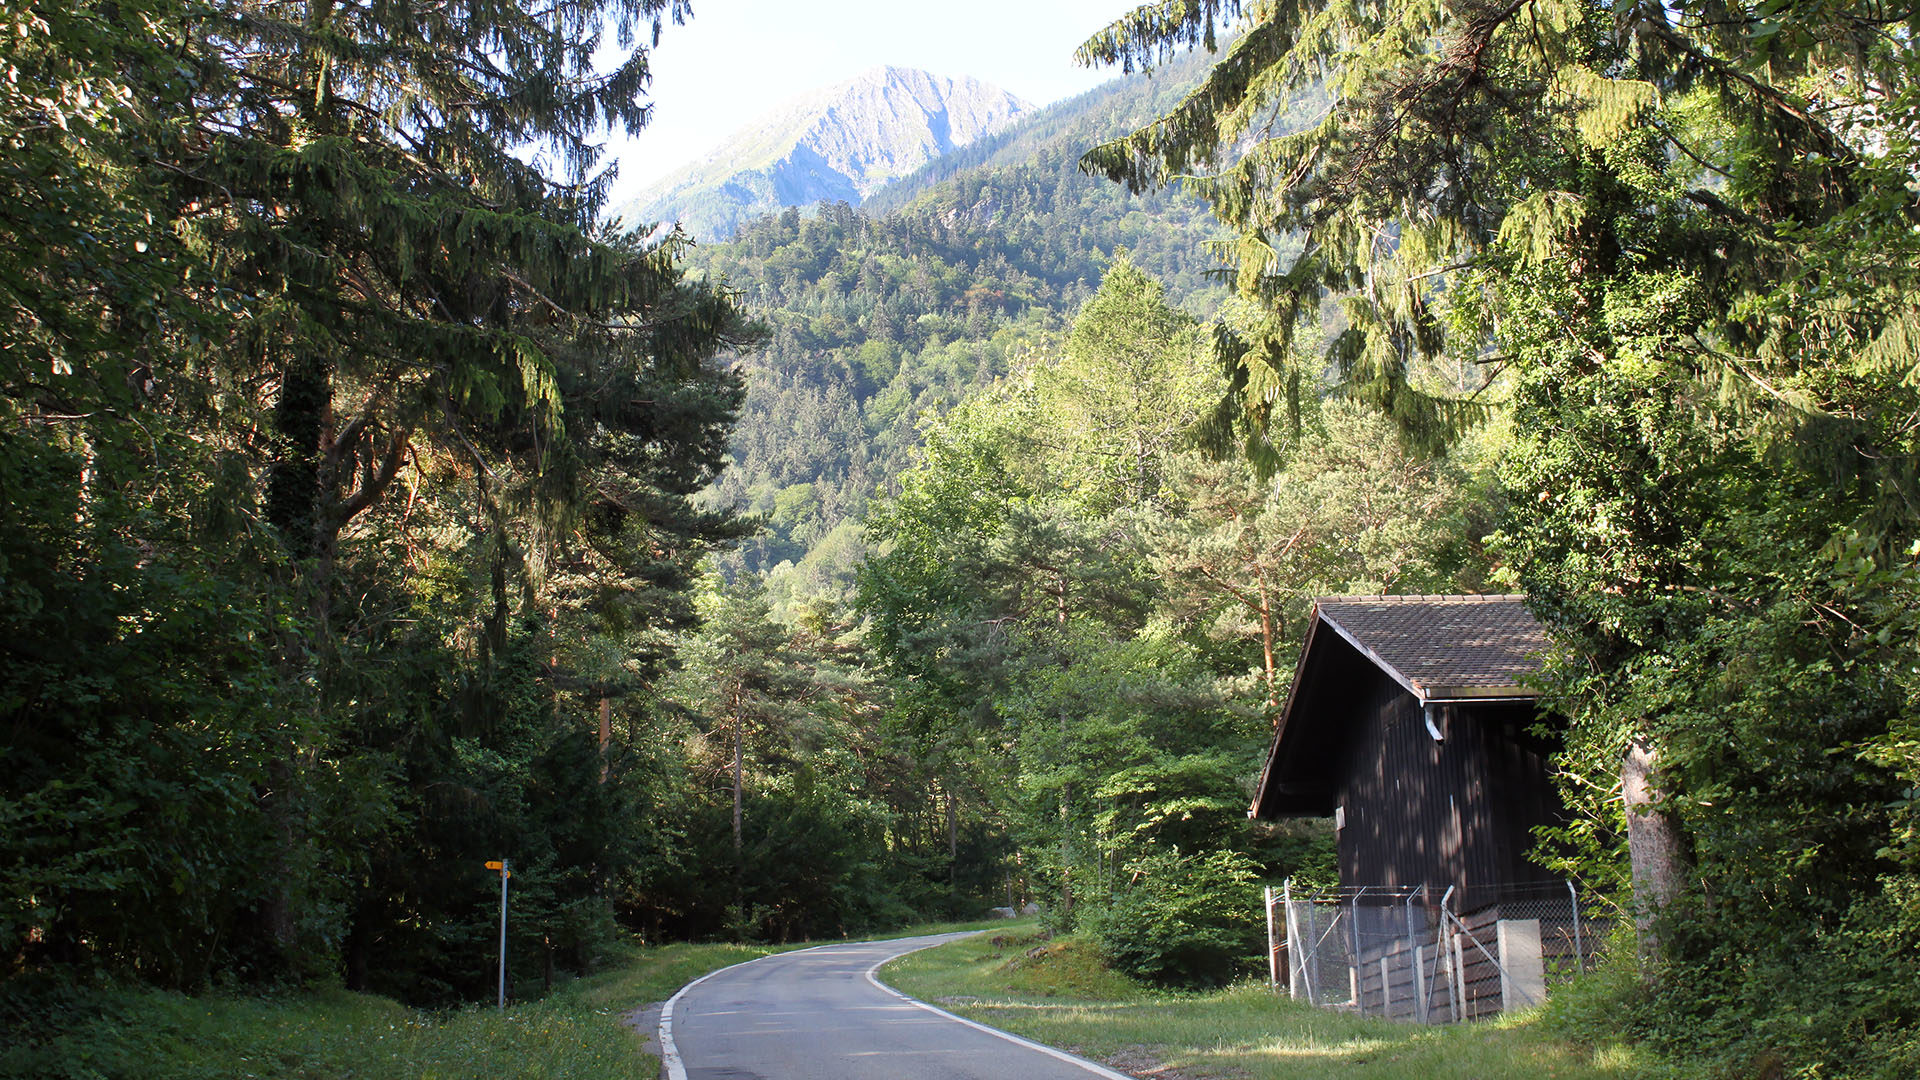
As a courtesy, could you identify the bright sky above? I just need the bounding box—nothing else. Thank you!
[600,0,1137,204]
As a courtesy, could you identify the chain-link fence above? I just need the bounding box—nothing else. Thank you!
[1264,880,1609,1023]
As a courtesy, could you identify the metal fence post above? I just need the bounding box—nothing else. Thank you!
[1301,890,1318,1003]
[496,858,509,1009]
[1436,885,1458,1022]
[1406,889,1427,1024]
[1283,878,1302,999]
[1450,925,1467,1021]
[1347,890,1365,1010]
[1567,879,1585,974]
[1265,886,1279,991]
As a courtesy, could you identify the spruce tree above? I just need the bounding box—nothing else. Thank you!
[2,0,759,986]
[165,0,744,604]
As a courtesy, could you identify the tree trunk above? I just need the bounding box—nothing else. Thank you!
[1622,737,1688,962]
[1256,568,1278,714]
[598,697,611,784]
[732,706,745,914]
[1054,576,1074,917]
[1059,803,1073,916]
[732,714,744,860]
[344,926,368,991]
[266,352,330,567]
[946,785,958,900]
[260,757,298,952]
[1134,433,1151,506]
[1058,748,1074,918]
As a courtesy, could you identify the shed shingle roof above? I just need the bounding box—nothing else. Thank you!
[1249,594,1551,819]
[1313,594,1544,701]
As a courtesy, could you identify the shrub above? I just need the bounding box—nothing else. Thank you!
[1088,849,1264,989]
[1546,877,1920,1079]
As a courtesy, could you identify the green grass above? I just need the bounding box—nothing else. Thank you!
[1,940,780,1080]
[2,919,1008,1080]
[880,929,1648,1080]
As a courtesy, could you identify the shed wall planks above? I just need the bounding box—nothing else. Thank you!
[1323,631,1564,906]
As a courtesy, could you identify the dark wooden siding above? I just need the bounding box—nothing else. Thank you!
[1466,702,1564,900]
[1334,648,1463,893]
[1326,634,1565,906]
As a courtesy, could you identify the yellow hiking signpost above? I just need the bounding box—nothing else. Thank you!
[486,859,510,1008]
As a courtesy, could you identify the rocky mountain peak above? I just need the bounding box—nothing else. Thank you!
[611,67,1031,240]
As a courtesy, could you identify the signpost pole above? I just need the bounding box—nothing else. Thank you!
[486,859,510,1008]
[498,858,509,1008]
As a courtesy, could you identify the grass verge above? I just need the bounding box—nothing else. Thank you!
[1,941,775,1080]
[880,929,1647,1080]
[2,919,1004,1080]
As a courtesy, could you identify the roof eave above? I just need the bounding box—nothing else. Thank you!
[1417,685,1538,703]
[1250,785,1338,819]
[1319,610,1541,706]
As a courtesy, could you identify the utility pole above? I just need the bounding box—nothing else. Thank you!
[485,858,510,1007]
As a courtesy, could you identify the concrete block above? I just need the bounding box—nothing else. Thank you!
[1497,917,1545,1011]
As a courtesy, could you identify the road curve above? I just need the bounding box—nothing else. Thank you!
[658,932,1133,1080]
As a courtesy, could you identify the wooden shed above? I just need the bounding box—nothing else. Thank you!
[1251,595,1564,908]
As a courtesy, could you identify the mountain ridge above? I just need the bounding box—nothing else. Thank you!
[613,66,1033,240]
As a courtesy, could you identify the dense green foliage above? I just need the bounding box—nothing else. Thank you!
[855,261,1477,985]
[681,62,1236,603]
[1085,848,1265,988]
[1082,0,1920,1072]
[0,0,770,1004]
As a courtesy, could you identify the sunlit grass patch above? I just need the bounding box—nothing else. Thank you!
[882,930,1649,1080]
[914,925,1152,1003]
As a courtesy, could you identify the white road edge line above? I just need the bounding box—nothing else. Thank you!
[864,940,1138,1080]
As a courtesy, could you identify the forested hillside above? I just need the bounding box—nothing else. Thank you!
[681,53,1235,606]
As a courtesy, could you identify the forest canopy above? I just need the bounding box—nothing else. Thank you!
[1077,0,1920,1072]
[1,0,758,995]
[8,1,1920,1077]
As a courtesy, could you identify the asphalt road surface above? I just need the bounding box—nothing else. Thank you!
[659,932,1134,1080]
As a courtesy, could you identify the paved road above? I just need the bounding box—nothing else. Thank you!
[659,932,1133,1080]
